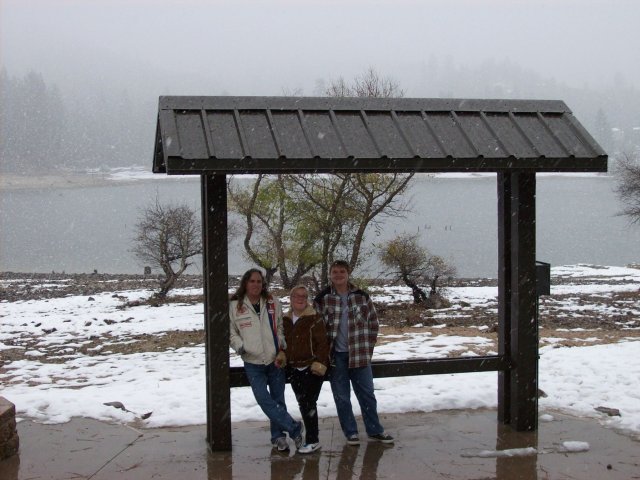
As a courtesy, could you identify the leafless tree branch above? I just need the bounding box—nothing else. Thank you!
[132,199,202,298]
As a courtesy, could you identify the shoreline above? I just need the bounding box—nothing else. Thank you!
[0,171,609,192]
[0,172,198,191]
[0,173,130,191]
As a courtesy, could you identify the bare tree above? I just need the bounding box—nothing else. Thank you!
[132,200,202,298]
[616,153,640,223]
[324,76,351,98]
[325,67,405,98]
[378,233,456,307]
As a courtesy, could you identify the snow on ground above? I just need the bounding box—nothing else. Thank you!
[0,287,204,347]
[551,264,640,279]
[1,265,639,437]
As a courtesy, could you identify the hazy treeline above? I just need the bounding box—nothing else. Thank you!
[1,59,639,175]
[0,68,153,174]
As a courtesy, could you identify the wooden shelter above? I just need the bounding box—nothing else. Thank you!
[152,96,607,451]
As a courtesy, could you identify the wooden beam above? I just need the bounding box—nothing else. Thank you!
[509,172,538,431]
[497,172,512,423]
[201,174,231,451]
[164,156,608,176]
[229,356,509,388]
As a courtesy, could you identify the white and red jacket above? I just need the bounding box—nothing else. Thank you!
[229,295,286,365]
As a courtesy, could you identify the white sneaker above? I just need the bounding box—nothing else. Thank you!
[298,442,321,454]
[272,436,289,452]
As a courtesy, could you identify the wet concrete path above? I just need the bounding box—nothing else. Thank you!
[1,409,639,479]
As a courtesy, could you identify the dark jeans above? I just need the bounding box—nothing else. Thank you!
[288,367,325,444]
[244,361,301,442]
[329,351,384,437]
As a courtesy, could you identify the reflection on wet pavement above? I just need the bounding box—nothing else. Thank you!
[1,409,639,479]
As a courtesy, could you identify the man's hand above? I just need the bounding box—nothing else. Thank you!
[310,361,327,376]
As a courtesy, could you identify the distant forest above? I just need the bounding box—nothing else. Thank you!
[1,61,639,174]
[0,68,152,174]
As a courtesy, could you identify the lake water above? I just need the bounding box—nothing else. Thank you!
[2,174,639,278]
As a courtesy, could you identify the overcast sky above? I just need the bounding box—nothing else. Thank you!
[1,0,639,97]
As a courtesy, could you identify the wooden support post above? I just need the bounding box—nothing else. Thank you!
[495,422,538,478]
[497,172,512,423]
[509,172,538,431]
[201,174,232,450]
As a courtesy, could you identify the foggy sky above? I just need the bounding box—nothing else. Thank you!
[2,0,639,99]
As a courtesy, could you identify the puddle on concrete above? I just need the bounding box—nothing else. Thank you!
[1,409,639,479]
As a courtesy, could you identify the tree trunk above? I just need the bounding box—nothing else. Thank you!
[430,275,439,296]
[264,267,278,287]
[402,274,427,304]
[157,274,176,298]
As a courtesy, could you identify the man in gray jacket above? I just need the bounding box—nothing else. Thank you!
[230,268,304,452]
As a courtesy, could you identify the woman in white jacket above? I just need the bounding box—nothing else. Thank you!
[229,268,304,452]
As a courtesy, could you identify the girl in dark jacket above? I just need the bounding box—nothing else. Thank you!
[283,284,330,454]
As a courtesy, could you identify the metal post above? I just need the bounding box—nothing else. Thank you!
[201,174,232,450]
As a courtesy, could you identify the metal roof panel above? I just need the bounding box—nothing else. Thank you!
[333,112,379,158]
[426,112,477,158]
[365,112,414,158]
[175,111,209,159]
[303,112,346,158]
[512,113,565,158]
[483,113,538,158]
[152,96,607,173]
[270,111,313,158]
[394,112,445,157]
[206,111,244,159]
[455,112,505,158]
[542,113,596,157]
[237,111,278,159]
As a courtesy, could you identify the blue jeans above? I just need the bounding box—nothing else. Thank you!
[244,362,301,442]
[329,351,384,437]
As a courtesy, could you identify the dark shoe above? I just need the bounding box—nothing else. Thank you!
[368,432,394,444]
[346,434,360,446]
[272,436,289,451]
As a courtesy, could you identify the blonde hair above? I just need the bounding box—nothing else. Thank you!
[289,284,309,298]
